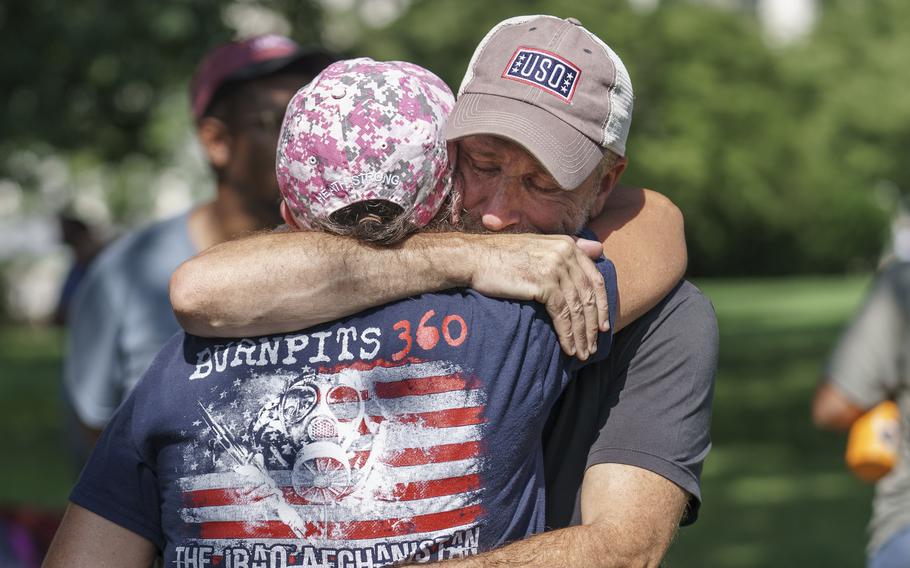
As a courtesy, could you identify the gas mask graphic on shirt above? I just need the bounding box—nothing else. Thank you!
[249,367,380,504]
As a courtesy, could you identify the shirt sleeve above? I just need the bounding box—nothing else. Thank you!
[63,259,126,429]
[826,265,906,408]
[582,281,718,526]
[69,387,163,549]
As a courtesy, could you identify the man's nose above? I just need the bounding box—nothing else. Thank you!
[480,184,522,232]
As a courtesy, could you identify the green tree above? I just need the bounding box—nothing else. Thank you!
[0,0,324,219]
[354,0,894,275]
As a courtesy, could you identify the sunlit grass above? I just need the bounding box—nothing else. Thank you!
[666,274,874,568]
[0,325,76,508]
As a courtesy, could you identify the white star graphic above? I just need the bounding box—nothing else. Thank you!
[192,420,202,427]
[219,391,227,399]
[560,85,569,93]
[233,379,242,387]
[566,73,575,80]
[241,433,250,443]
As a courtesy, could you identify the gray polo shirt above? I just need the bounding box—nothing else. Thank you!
[64,211,197,429]
[827,262,910,556]
[543,280,718,528]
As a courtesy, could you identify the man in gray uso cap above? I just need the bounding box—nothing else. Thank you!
[171,16,717,566]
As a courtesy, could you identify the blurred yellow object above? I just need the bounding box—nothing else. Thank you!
[846,401,900,483]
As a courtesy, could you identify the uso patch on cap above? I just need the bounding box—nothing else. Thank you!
[502,47,581,102]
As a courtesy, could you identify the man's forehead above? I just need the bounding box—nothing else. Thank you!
[459,135,558,179]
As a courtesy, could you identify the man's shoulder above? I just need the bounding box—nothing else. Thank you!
[90,213,189,273]
[601,279,718,383]
[83,211,194,286]
[618,280,715,340]
[102,211,191,264]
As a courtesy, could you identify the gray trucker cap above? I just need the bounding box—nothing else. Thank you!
[444,15,634,190]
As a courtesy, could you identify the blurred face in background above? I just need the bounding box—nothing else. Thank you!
[201,72,310,227]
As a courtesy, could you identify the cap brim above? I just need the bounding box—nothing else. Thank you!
[444,93,603,190]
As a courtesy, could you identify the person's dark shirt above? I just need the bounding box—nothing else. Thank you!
[543,280,718,527]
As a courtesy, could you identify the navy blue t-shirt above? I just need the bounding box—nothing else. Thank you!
[72,259,616,567]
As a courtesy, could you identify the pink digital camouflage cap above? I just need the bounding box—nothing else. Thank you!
[277,58,455,230]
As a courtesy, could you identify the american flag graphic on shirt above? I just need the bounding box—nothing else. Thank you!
[175,359,487,567]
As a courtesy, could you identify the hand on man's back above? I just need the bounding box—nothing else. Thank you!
[465,233,608,360]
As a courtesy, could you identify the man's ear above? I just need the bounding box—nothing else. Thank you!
[280,200,301,230]
[593,155,628,215]
[196,117,232,170]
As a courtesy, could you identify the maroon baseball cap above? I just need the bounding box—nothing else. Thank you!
[190,34,336,121]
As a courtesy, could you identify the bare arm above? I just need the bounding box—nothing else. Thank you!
[437,464,687,568]
[172,231,468,337]
[43,504,157,568]
[591,187,687,330]
[171,188,686,353]
[173,231,609,357]
[812,381,865,432]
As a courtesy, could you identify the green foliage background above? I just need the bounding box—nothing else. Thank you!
[4,0,910,275]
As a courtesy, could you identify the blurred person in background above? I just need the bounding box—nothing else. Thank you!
[171,16,717,566]
[814,262,910,568]
[63,35,336,448]
[53,212,105,326]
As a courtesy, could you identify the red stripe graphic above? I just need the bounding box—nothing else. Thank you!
[369,406,485,429]
[384,474,481,502]
[383,441,480,467]
[374,375,471,399]
[183,473,480,508]
[199,504,482,540]
[399,406,485,428]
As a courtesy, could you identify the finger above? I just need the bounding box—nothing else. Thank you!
[577,247,610,335]
[563,254,596,359]
[544,291,576,357]
[555,257,588,360]
[573,237,604,259]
